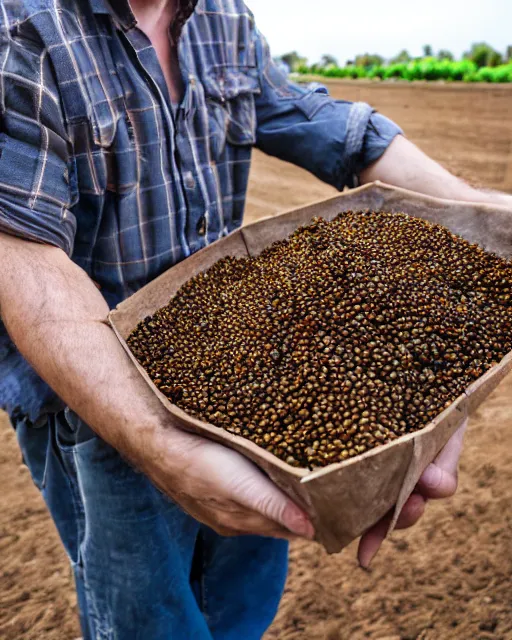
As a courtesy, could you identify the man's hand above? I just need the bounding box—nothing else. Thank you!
[145,425,314,539]
[358,419,468,568]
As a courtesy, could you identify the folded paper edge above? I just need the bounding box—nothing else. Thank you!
[388,397,468,536]
[106,183,512,553]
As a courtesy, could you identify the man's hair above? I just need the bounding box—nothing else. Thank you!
[172,0,198,43]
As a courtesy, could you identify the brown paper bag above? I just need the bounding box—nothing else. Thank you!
[109,181,512,553]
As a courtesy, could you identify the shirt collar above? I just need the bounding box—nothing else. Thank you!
[90,0,137,31]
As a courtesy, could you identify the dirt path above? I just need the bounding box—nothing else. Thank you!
[1,82,511,639]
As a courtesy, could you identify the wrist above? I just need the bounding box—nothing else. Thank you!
[119,409,197,479]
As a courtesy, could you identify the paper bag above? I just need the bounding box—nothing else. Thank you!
[109,182,512,553]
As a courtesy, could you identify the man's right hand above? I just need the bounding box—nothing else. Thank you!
[140,422,315,540]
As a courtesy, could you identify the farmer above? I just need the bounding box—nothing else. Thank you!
[0,0,510,637]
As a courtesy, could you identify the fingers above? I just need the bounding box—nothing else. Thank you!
[228,461,315,539]
[357,493,426,569]
[195,442,315,539]
[358,513,391,569]
[416,419,467,499]
[394,493,427,529]
[358,420,468,569]
[170,489,301,540]
[153,429,310,539]
[416,463,457,499]
[209,510,301,541]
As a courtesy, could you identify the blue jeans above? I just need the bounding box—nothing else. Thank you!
[15,412,288,639]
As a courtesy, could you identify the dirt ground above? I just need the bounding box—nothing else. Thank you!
[1,81,511,640]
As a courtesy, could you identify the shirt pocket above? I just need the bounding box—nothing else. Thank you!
[49,19,136,195]
[202,66,260,157]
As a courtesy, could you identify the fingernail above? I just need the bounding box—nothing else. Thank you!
[421,464,442,489]
[288,512,315,540]
[359,547,377,570]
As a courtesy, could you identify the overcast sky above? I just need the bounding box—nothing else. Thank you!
[249,0,511,64]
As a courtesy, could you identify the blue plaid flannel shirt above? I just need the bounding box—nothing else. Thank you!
[0,0,401,424]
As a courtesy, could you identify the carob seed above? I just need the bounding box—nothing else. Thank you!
[128,212,512,469]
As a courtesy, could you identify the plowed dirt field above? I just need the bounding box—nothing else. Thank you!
[1,81,511,640]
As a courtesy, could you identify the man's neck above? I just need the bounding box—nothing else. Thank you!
[129,0,177,34]
[127,0,185,104]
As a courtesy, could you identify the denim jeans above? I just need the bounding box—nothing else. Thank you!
[15,412,288,639]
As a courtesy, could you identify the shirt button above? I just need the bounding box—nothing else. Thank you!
[184,171,195,189]
[196,215,206,236]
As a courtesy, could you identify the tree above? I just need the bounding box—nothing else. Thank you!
[319,54,338,68]
[487,50,503,67]
[437,49,454,61]
[507,45,512,62]
[280,51,308,72]
[354,53,384,68]
[464,42,503,68]
[390,49,411,64]
[423,44,433,57]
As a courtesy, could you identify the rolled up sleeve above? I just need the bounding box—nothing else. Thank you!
[254,30,402,190]
[0,27,76,254]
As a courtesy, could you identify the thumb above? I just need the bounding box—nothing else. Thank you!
[225,453,315,539]
[358,493,426,568]
[416,418,467,499]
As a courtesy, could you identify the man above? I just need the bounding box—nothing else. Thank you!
[0,0,509,637]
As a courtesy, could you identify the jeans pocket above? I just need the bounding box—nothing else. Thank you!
[56,409,98,451]
[14,415,51,492]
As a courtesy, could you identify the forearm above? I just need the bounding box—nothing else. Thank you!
[0,233,181,468]
[360,135,512,207]
[0,232,314,539]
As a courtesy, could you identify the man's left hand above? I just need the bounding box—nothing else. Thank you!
[357,419,468,568]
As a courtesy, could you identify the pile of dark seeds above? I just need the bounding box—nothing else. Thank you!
[128,212,512,469]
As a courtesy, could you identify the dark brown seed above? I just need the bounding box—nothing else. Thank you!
[127,211,512,470]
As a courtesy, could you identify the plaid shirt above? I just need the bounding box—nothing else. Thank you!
[0,0,401,423]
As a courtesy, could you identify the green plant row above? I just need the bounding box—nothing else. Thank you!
[297,58,512,83]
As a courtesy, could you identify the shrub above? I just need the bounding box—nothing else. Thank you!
[296,58,511,83]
